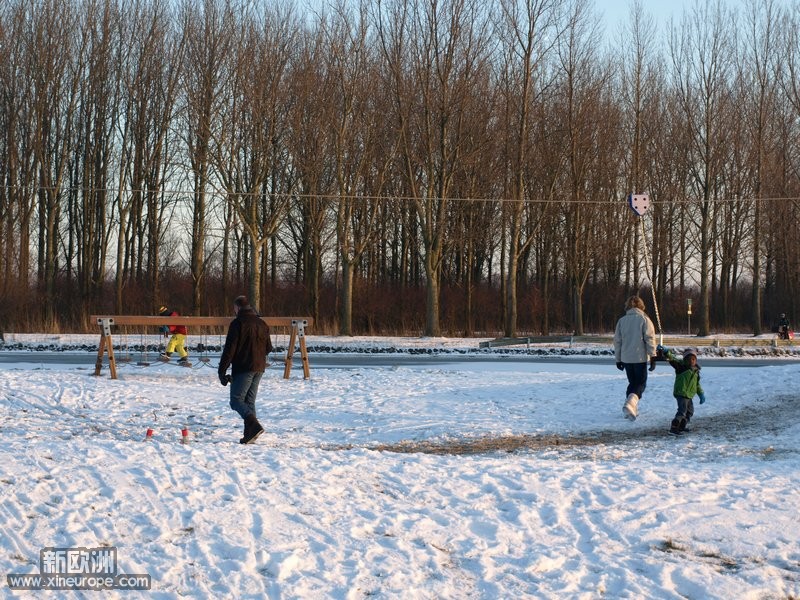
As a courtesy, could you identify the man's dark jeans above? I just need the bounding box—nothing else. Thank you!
[229,371,263,419]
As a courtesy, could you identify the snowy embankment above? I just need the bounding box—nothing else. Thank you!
[3,331,800,357]
[0,334,798,598]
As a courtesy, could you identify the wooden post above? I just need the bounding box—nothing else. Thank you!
[282,320,310,380]
[94,332,105,376]
[296,320,310,379]
[283,324,298,379]
[94,318,117,379]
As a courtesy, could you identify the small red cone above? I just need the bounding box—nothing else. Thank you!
[181,427,189,444]
[145,428,154,440]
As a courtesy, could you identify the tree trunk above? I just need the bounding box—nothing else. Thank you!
[752,199,762,335]
[424,251,441,336]
[340,258,354,336]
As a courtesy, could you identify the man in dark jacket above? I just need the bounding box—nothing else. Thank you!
[218,295,273,444]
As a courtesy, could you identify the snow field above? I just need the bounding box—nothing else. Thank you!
[0,346,799,598]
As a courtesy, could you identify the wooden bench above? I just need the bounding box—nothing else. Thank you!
[90,315,313,380]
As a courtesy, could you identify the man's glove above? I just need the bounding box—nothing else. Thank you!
[159,325,169,334]
[219,373,231,386]
[616,362,624,371]
[649,356,656,371]
[698,392,706,404]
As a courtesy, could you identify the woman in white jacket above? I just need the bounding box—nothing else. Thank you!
[613,296,657,420]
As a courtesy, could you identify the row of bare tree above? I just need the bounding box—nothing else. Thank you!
[1,0,799,336]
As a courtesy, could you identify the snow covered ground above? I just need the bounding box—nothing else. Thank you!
[1,334,799,598]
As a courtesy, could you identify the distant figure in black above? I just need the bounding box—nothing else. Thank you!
[777,313,792,340]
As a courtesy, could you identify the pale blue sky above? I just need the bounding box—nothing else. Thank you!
[594,0,691,37]
[596,0,753,33]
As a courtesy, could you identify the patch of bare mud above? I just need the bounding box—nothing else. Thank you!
[368,394,800,455]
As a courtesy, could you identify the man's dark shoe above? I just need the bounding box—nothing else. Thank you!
[240,414,264,444]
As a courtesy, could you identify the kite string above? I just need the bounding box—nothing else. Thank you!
[639,215,663,344]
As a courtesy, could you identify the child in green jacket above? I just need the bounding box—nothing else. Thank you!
[658,345,706,435]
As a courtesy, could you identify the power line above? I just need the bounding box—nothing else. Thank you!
[1,184,798,206]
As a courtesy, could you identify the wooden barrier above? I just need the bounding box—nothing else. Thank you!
[90,315,313,380]
[479,335,795,349]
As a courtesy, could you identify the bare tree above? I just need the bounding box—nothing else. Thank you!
[715,102,752,328]
[669,0,734,336]
[0,1,37,299]
[646,89,692,304]
[776,2,800,322]
[618,1,656,298]
[556,0,609,335]
[182,0,234,314]
[445,79,500,336]
[377,0,492,335]
[211,3,296,311]
[496,0,558,337]
[739,0,781,334]
[285,21,336,324]
[29,0,85,325]
[324,1,395,335]
[69,0,123,320]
